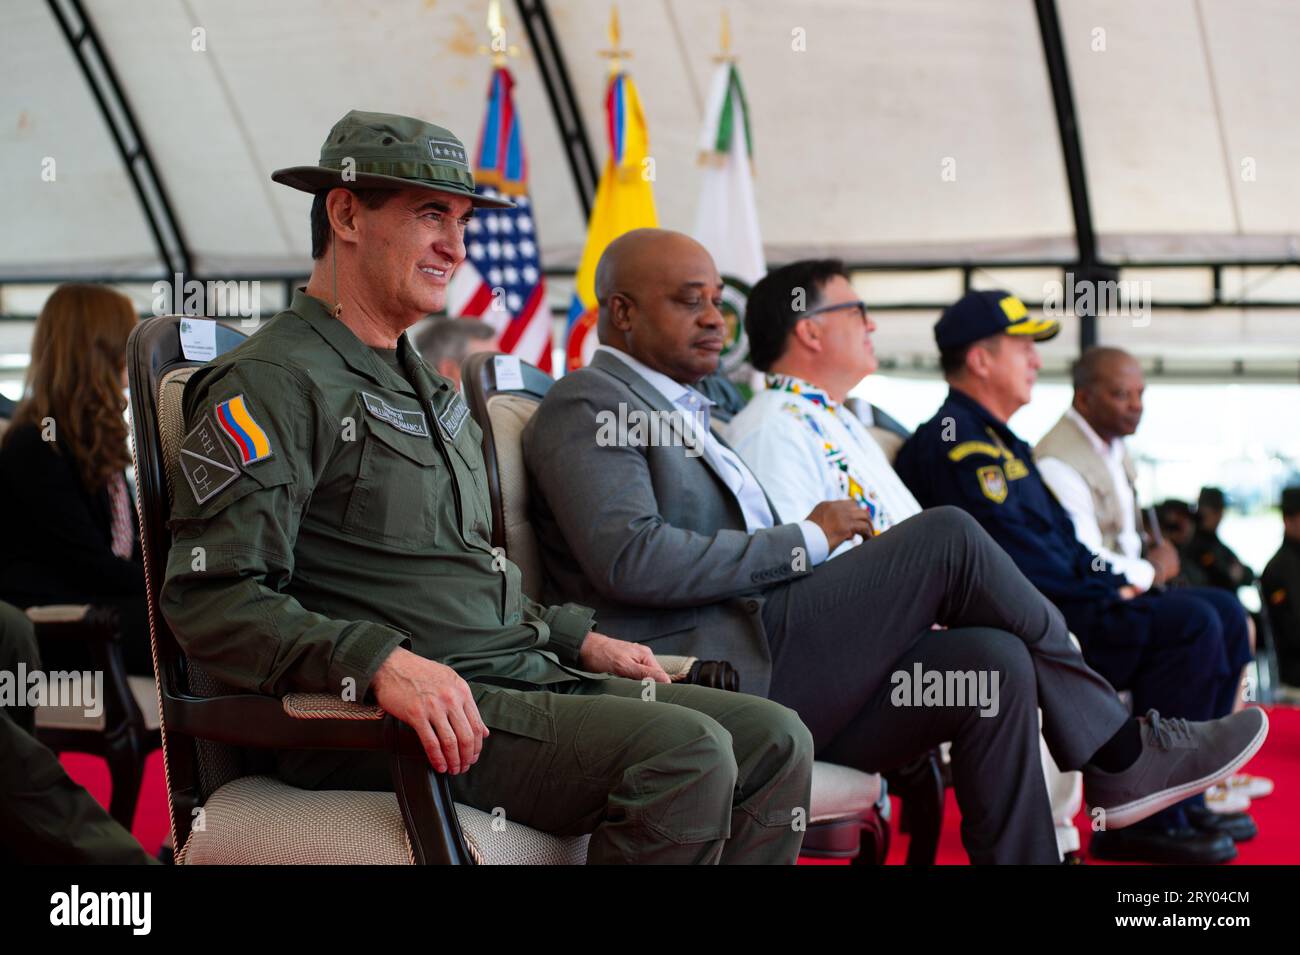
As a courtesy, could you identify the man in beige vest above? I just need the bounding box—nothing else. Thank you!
[1036,346,1270,821]
[1035,347,1179,592]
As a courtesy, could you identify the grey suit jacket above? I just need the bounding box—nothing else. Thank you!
[522,349,812,695]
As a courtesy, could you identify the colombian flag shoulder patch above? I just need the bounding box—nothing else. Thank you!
[214,394,273,466]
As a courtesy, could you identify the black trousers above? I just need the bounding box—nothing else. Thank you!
[760,506,1130,864]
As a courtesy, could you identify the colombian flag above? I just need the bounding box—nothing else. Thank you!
[565,71,658,372]
[215,395,272,465]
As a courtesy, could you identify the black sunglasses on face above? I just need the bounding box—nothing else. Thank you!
[801,299,870,322]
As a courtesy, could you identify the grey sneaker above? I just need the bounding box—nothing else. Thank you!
[1084,708,1269,830]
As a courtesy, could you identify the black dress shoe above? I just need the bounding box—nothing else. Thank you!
[1089,826,1237,864]
[1186,803,1258,842]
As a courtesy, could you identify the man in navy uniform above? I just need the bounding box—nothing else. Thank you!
[895,290,1257,864]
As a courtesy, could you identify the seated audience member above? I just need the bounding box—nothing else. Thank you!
[1189,487,1256,593]
[1035,348,1179,592]
[0,285,151,676]
[0,601,154,864]
[728,258,1085,860]
[1157,499,1208,587]
[161,112,815,866]
[1036,347,1271,814]
[521,228,1267,865]
[412,316,496,391]
[894,290,1259,863]
[1263,486,1300,689]
[728,260,915,554]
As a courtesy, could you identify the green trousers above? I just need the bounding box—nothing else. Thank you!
[0,601,156,865]
[309,676,814,864]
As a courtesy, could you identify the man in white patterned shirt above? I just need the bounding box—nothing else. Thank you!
[728,267,917,556]
[730,259,1085,859]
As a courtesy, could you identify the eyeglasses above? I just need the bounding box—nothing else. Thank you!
[802,299,870,323]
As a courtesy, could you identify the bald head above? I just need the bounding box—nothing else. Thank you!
[594,228,726,384]
[1072,346,1145,441]
[1073,346,1138,391]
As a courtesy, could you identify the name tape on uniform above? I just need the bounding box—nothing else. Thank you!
[436,393,470,441]
[179,412,241,504]
[361,391,431,438]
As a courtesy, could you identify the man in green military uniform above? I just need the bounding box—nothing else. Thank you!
[159,111,812,864]
[0,600,155,863]
[1262,487,1300,689]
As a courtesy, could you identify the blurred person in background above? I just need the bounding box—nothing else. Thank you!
[1189,487,1256,593]
[412,315,496,391]
[1156,499,1206,587]
[0,284,150,676]
[1037,349,1271,814]
[1036,348,1181,594]
[1262,486,1300,692]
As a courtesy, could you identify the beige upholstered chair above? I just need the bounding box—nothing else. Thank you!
[868,426,905,465]
[461,352,892,862]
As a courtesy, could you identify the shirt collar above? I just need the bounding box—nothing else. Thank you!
[289,288,442,399]
[944,387,1027,448]
[764,373,839,412]
[945,386,1002,428]
[1065,405,1116,457]
[594,344,714,411]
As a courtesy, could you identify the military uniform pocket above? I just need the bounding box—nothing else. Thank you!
[454,686,561,825]
[342,423,441,550]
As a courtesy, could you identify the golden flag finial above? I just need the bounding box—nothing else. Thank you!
[713,9,736,63]
[478,0,520,65]
[599,4,632,73]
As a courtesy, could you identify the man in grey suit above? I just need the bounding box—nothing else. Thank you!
[521,228,1268,864]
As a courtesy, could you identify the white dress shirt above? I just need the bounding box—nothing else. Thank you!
[729,374,922,560]
[595,345,829,564]
[1037,407,1155,591]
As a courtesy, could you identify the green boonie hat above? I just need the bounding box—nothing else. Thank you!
[271,109,514,209]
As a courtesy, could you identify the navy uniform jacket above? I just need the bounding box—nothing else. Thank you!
[895,388,1126,637]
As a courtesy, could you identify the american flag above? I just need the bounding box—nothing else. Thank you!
[446,66,551,372]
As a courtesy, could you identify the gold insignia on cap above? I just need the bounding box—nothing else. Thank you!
[999,296,1028,321]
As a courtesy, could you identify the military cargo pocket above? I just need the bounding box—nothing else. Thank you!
[342,423,441,550]
[472,686,557,743]
[454,686,560,824]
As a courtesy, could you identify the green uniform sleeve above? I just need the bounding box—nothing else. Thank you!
[521,595,594,667]
[159,361,408,701]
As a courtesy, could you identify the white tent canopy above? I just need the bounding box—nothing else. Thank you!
[3,0,1300,370]
[9,0,1300,275]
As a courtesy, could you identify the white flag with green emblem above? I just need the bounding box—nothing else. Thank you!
[692,61,764,378]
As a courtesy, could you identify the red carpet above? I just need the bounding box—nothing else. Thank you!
[61,704,1299,864]
[881,703,1300,865]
